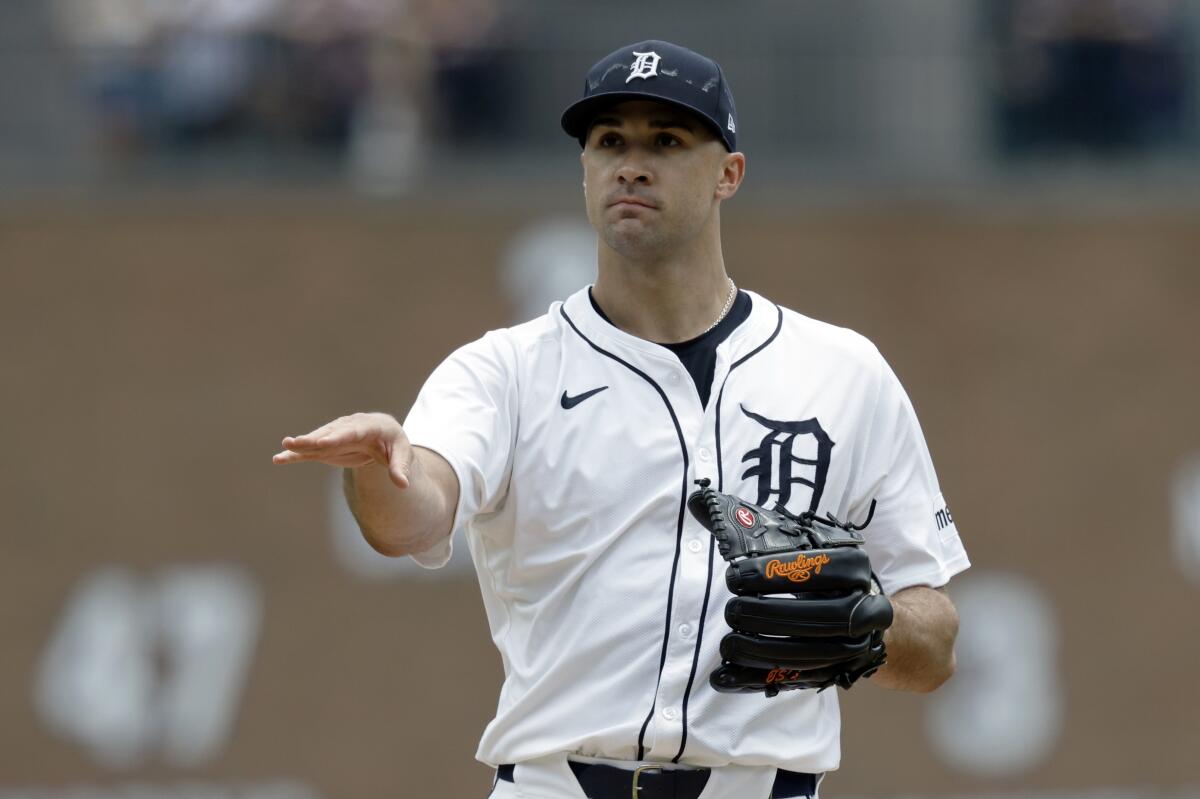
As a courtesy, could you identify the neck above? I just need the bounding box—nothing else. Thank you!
[592,224,732,344]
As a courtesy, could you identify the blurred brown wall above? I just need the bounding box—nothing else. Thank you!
[1,197,1197,797]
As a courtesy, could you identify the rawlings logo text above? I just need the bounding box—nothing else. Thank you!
[764,552,831,583]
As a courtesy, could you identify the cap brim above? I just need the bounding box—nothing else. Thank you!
[560,91,731,150]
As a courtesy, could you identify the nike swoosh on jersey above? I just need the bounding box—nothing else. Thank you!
[560,386,609,409]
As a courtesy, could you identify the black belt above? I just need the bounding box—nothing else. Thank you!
[496,762,818,799]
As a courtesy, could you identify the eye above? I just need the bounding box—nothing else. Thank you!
[656,133,680,148]
[598,132,622,148]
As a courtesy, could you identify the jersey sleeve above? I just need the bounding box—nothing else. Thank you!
[401,330,518,568]
[856,351,970,594]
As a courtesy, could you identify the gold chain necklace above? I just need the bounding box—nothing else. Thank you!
[700,278,737,336]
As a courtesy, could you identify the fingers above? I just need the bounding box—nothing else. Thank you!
[284,413,379,446]
[273,412,401,468]
[281,416,366,450]
[272,447,374,468]
[282,425,358,450]
[272,449,304,464]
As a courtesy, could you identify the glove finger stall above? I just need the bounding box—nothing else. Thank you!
[725,547,871,594]
[849,592,893,638]
[801,636,888,689]
[719,631,871,670]
[726,592,878,637]
[709,663,833,694]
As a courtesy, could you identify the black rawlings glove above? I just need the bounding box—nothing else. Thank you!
[687,479,893,697]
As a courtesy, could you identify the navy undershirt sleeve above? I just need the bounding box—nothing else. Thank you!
[588,289,751,408]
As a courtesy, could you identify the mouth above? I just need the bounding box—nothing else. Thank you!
[608,196,658,210]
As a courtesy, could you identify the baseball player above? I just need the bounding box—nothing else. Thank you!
[275,40,969,799]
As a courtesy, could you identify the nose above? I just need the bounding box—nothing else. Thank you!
[615,158,652,185]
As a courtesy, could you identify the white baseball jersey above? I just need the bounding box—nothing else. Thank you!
[403,287,969,774]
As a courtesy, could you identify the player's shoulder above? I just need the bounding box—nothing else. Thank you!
[770,300,885,373]
[478,306,561,353]
[449,305,561,365]
[501,307,561,343]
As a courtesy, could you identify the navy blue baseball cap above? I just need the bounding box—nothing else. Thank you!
[561,40,738,152]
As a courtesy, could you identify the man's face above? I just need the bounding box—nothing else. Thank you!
[581,100,738,259]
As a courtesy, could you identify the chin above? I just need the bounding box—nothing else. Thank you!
[603,224,670,259]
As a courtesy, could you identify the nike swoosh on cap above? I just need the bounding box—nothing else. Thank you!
[560,386,609,409]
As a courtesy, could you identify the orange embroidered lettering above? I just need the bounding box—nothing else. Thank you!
[764,553,831,583]
[766,667,802,684]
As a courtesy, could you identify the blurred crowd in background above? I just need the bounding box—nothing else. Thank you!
[993,0,1191,156]
[50,0,514,188]
[0,0,1181,192]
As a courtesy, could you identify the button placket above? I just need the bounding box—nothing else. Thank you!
[651,352,722,759]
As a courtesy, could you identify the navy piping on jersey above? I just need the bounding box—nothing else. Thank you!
[714,305,784,491]
[670,526,716,763]
[673,303,783,763]
[560,306,691,761]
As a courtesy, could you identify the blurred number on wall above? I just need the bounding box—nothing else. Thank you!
[500,219,596,324]
[925,571,1063,776]
[1172,452,1200,584]
[35,565,261,769]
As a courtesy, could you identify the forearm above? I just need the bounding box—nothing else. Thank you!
[343,447,457,557]
[870,585,959,693]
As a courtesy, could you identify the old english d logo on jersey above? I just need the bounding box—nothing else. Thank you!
[626,51,661,82]
[739,405,833,513]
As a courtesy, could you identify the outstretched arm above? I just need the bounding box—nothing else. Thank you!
[870,585,959,693]
[273,412,458,557]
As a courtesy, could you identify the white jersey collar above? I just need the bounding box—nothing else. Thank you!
[560,286,780,362]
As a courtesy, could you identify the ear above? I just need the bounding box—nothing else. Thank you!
[580,150,587,190]
[714,151,746,201]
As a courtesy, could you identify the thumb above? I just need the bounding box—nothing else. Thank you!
[388,436,414,490]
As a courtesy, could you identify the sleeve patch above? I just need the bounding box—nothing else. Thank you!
[933,493,958,540]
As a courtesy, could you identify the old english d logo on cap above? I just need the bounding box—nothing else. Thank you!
[560,40,739,152]
[626,51,661,82]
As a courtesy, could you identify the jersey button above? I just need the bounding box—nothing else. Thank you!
[698,447,712,462]
[662,707,678,721]
[668,372,681,384]
[687,539,703,553]
[679,623,693,638]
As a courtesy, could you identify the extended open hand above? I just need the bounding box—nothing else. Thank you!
[272,412,414,488]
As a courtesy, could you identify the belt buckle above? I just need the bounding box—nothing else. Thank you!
[631,764,663,799]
